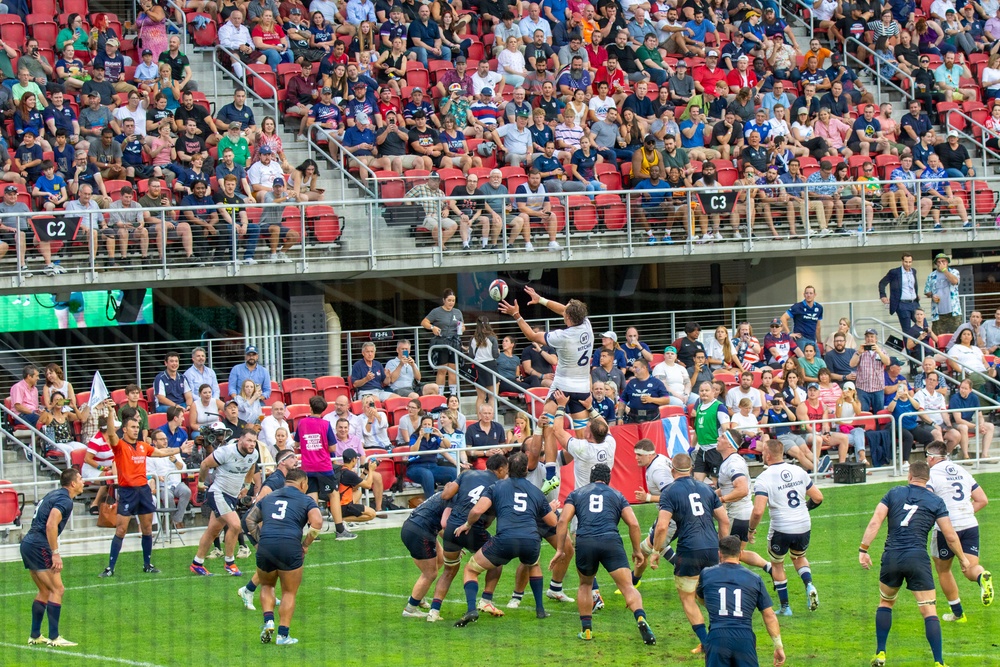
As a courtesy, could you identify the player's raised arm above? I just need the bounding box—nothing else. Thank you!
[498,298,547,344]
[523,286,567,316]
[761,606,786,667]
[935,514,971,572]
[550,391,574,452]
[104,406,120,447]
[858,502,889,570]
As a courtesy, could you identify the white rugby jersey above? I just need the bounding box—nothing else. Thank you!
[545,318,595,394]
[566,433,617,491]
[718,453,753,521]
[928,461,979,531]
[209,443,260,496]
[753,462,813,533]
[645,453,673,495]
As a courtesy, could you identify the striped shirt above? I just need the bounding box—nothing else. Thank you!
[855,349,886,393]
[469,102,502,127]
[555,123,584,150]
[86,431,114,468]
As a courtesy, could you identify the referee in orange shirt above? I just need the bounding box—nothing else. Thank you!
[100,407,192,578]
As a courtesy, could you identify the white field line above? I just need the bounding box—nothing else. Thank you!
[0,642,167,667]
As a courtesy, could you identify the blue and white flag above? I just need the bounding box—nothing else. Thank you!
[661,414,690,457]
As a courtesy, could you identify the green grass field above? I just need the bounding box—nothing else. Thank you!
[2,476,1000,667]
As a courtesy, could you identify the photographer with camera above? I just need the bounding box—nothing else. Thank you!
[336,449,381,523]
[849,327,891,413]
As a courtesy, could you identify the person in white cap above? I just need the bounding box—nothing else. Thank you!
[342,111,392,171]
[937,129,975,179]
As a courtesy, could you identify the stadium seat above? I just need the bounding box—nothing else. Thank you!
[0,480,25,532]
[567,195,598,233]
[218,381,229,398]
[282,378,316,405]
[148,412,168,430]
[525,387,548,418]
[368,448,397,490]
[284,404,311,428]
[189,13,217,47]
[76,391,91,406]
[419,394,446,413]
[0,19,25,48]
[352,398,382,414]
[595,193,626,231]
[315,376,350,403]
[384,395,409,425]
[659,405,685,418]
[307,205,343,244]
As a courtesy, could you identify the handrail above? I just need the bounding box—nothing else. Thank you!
[212,45,279,121]
[305,123,378,200]
[853,316,1000,403]
[897,404,999,472]
[427,343,541,424]
[944,108,998,176]
[844,37,914,107]
[0,404,72,478]
[780,0,815,40]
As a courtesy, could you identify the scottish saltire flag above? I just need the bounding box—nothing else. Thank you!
[88,371,109,407]
[661,415,690,457]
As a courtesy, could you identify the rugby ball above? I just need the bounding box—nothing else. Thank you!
[489,279,509,302]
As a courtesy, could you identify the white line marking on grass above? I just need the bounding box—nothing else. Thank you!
[0,642,167,667]
[325,586,579,615]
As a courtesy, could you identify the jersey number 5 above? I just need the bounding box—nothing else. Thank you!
[513,492,528,513]
[271,500,288,520]
[689,493,705,516]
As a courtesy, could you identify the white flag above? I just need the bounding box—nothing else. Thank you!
[89,371,110,407]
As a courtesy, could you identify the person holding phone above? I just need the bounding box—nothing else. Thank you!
[385,339,421,398]
[849,327,891,413]
[407,413,458,498]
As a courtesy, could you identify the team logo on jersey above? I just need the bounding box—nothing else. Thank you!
[581,332,591,346]
[597,450,609,463]
[780,469,793,483]
[946,465,958,475]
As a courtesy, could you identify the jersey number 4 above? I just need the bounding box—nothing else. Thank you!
[717,587,744,617]
[271,500,288,520]
[468,485,485,504]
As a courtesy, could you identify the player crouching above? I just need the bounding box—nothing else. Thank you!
[243,469,324,646]
[551,463,655,645]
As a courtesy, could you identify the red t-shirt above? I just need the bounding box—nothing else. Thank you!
[592,67,627,95]
[725,68,758,90]
[252,24,286,48]
[111,438,156,487]
[694,65,726,94]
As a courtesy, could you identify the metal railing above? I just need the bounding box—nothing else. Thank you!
[212,45,279,121]
[896,404,999,472]
[944,108,999,176]
[304,124,378,201]
[843,38,914,107]
[426,342,541,422]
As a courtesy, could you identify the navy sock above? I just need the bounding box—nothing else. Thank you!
[949,598,964,618]
[335,522,345,533]
[464,580,478,613]
[245,580,257,593]
[529,576,545,612]
[925,616,943,664]
[141,534,153,567]
[634,607,646,622]
[431,598,442,611]
[263,611,274,624]
[46,602,61,640]
[108,535,123,570]
[663,546,677,564]
[775,580,789,606]
[278,625,289,638]
[580,614,592,631]
[876,607,892,653]
[692,623,708,644]
[544,462,557,481]
[631,571,640,586]
[482,590,494,602]
[592,578,600,590]
[797,566,813,586]
[408,596,421,607]
[214,536,222,549]
[30,600,45,637]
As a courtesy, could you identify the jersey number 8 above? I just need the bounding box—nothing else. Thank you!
[787,490,800,508]
[589,494,603,513]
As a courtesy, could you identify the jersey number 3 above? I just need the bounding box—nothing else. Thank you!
[271,500,288,520]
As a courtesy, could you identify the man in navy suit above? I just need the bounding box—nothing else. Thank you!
[878,253,920,331]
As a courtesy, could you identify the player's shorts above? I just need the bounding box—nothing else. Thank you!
[117,485,156,517]
[646,518,677,548]
[544,388,591,415]
[207,488,238,517]
[935,526,980,560]
[442,520,491,554]
[705,628,760,667]
[693,447,724,478]
[255,537,304,572]
[481,535,542,567]
[306,471,338,501]
[342,502,366,518]
[730,518,752,543]
[537,517,557,540]
[400,520,439,561]
[767,530,811,561]
[20,536,53,571]
[880,551,936,592]
[674,548,719,578]
[575,535,630,577]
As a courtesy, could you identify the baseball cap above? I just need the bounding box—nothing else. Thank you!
[141,48,153,56]
[342,448,359,463]
[864,328,878,335]
[571,10,583,20]
[4,185,17,194]
[353,80,367,88]
[259,145,273,154]
[644,134,656,144]
[272,177,285,186]
[290,6,301,12]
[245,345,259,355]
[707,50,718,57]
[843,381,856,391]
[602,331,617,342]
[676,60,687,68]
[356,111,370,124]
[770,318,781,326]
[428,171,441,180]
[664,345,677,354]
[807,382,819,390]
[481,87,493,96]
[737,54,749,62]
[745,9,759,17]
[106,37,119,47]
[449,82,463,92]
[890,357,904,367]
[22,128,35,136]
[515,109,530,118]
[934,252,950,262]
[228,121,242,130]
[947,129,959,138]
[391,4,403,11]
[412,86,423,93]
[321,86,332,94]
[455,55,466,63]
[797,107,809,115]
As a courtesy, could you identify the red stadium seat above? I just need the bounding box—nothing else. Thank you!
[596,193,626,231]
[148,412,168,430]
[419,394,446,413]
[282,378,316,405]
[567,195,598,233]
[316,376,350,403]
[0,480,25,530]
[307,205,342,244]
[284,404,311,429]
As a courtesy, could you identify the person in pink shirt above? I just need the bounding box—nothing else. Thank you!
[10,364,51,430]
[813,107,853,158]
[293,395,357,540]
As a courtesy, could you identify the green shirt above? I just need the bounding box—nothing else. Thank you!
[662,147,688,170]
[799,357,827,381]
[636,45,664,68]
[12,82,46,107]
[117,404,150,435]
[217,135,250,168]
[694,399,727,449]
